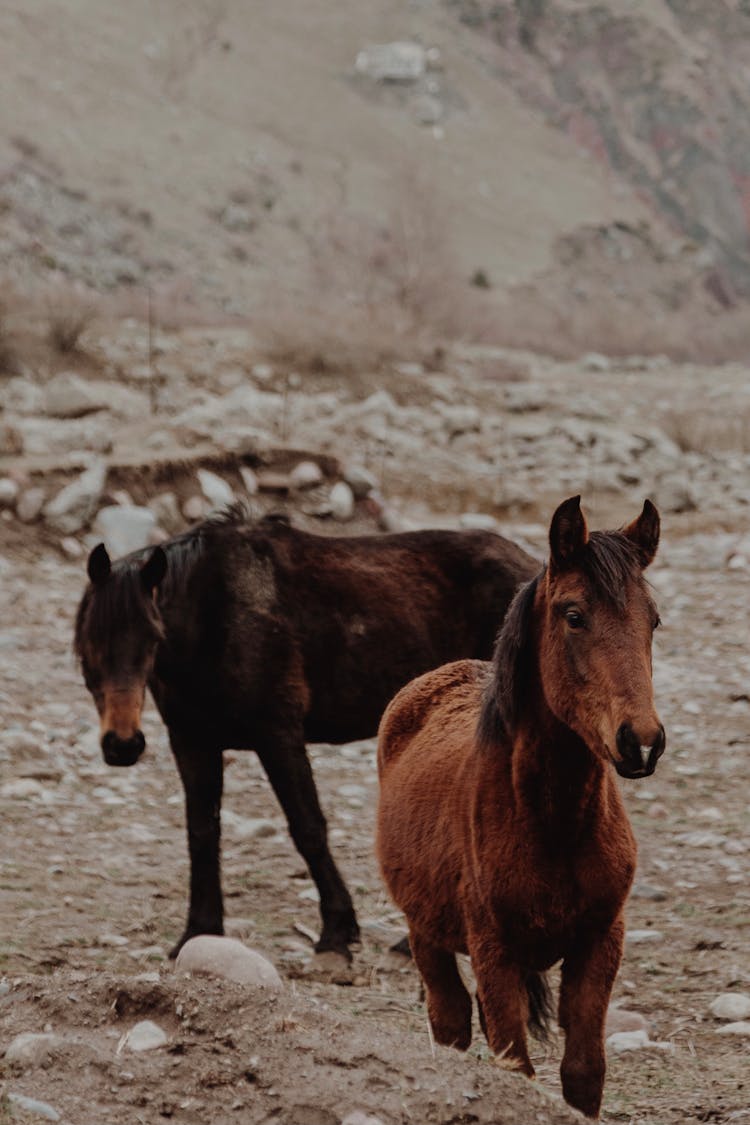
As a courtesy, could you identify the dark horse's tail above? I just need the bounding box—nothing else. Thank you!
[525,971,553,1040]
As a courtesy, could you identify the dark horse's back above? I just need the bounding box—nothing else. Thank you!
[184,517,538,746]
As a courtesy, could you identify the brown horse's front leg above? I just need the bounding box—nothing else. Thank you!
[467,928,534,1076]
[169,735,224,958]
[558,916,625,1119]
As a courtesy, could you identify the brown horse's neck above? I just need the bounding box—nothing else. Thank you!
[509,682,608,840]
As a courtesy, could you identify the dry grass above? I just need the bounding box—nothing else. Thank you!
[255,168,486,372]
[662,408,750,455]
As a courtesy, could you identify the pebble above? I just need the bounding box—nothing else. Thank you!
[716,1021,750,1036]
[182,495,208,522]
[342,1113,386,1125]
[221,810,278,840]
[290,460,324,490]
[16,486,46,523]
[709,992,750,1021]
[4,1032,65,1067]
[342,463,377,500]
[0,477,19,508]
[197,468,234,510]
[175,935,283,991]
[7,1093,61,1121]
[606,1028,650,1052]
[625,929,663,944]
[240,466,259,495]
[605,1008,649,1036]
[118,1019,168,1052]
[329,481,355,521]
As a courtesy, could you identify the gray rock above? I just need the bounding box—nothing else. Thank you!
[1,376,44,414]
[7,1093,61,1121]
[175,935,283,990]
[119,1019,168,1052]
[342,463,378,500]
[329,481,355,521]
[439,403,481,438]
[44,371,108,418]
[459,512,498,531]
[197,468,235,510]
[413,94,443,125]
[606,1008,649,1036]
[342,1115,386,1125]
[355,42,426,82]
[582,352,611,372]
[60,536,84,560]
[606,1029,650,1052]
[0,477,19,509]
[93,505,157,557]
[290,460,324,490]
[625,929,663,944]
[716,1020,750,1036]
[653,479,698,514]
[4,1032,65,1068]
[221,810,278,840]
[43,460,106,533]
[240,466,259,495]
[149,491,182,534]
[182,495,208,523]
[709,992,750,1021]
[16,487,46,523]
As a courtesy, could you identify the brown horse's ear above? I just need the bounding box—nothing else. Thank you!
[87,543,111,586]
[622,499,660,568]
[140,546,167,592]
[549,495,589,570]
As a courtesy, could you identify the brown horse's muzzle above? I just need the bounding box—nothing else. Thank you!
[615,722,665,779]
[99,685,146,766]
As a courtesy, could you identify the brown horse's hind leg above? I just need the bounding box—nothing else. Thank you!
[410,932,472,1051]
[558,918,624,1119]
[256,731,359,959]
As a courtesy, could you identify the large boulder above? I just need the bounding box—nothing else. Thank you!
[175,936,283,991]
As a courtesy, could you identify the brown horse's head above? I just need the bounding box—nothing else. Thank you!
[75,543,167,767]
[536,495,664,778]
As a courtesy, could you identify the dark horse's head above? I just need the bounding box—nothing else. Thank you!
[75,543,167,767]
[541,496,665,779]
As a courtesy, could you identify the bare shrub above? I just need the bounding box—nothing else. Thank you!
[255,168,485,371]
[46,297,96,354]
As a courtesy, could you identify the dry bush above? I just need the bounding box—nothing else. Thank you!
[662,409,750,455]
[255,169,485,371]
[46,296,96,354]
[489,284,750,364]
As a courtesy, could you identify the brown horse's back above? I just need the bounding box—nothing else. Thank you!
[376,659,489,951]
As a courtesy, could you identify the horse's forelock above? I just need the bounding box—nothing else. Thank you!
[477,572,541,751]
[581,531,642,610]
[74,561,164,662]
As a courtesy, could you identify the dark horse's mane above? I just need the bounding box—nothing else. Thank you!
[476,529,645,751]
[73,503,278,660]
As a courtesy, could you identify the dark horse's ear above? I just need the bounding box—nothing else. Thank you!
[140,546,167,592]
[87,543,111,586]
[622,499,660,569]
[549,495,588,570]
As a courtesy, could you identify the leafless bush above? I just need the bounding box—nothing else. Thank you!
[46,297,96,354]
[255,168,485,371]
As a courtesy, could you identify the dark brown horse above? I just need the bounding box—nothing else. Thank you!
[74,507,536,959]
[376,497,665,1118]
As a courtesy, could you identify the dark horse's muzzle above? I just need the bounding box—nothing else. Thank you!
[101,730,146,767]
[615,723,666,779]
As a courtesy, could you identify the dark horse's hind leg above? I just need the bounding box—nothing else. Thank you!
[169,733,224,958]
[411,931,472,1050]
[256,730,359,959]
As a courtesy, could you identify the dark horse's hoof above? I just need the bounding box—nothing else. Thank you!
[169,926,224,960]
[314,915,361,963]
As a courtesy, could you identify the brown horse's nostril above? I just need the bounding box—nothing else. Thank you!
[615,722,664,779]
[101,730,146,767]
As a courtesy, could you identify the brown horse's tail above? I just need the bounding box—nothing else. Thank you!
[525,971,553,1041]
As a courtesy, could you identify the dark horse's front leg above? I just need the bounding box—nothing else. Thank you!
[168,731,224,958]
[256,726,359,959]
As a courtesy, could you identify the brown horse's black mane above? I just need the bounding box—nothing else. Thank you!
[477,529,646,750]
[73,504,276,660]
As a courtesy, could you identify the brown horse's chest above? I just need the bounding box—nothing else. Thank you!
[480,824,634,969]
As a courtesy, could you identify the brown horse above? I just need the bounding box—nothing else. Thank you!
[74,506,536,960]
[376,496,665,1118]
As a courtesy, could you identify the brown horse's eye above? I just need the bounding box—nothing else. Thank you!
[565,609,585,630]
[653,615,662,631]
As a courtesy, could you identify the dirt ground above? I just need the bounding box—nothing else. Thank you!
[1,455,749,1122]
